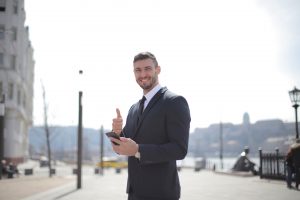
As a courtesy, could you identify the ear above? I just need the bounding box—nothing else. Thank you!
[156,65,161,74]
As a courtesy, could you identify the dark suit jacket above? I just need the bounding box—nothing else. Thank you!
[123,87,191,199]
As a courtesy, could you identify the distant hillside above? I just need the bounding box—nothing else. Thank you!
[189,119,296,157]
[29,126,114,161]
[29,118,297,161]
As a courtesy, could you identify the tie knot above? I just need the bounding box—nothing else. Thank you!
[141,96,146,103]
[138,96,146,115]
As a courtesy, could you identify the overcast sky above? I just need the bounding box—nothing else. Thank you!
[24,0,300,132]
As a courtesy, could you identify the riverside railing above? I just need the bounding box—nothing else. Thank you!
[259,148,286,180]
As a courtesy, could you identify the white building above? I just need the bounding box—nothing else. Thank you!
[0,0,34,164]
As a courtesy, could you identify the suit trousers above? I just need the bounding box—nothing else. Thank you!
[128,193,179,200]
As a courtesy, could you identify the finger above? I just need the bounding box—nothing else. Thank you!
[113,118,123,123]
[110,137,121,145]
[120,137,128,142]
[112,124,122,134]
[114,129,122,134]
[116,108,122,118]
[112,144,119,154]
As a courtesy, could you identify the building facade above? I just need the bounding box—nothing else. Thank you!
[0,0,34,163]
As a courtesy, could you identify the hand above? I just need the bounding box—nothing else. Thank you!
[112,108,123,134]
[111,137,138,156]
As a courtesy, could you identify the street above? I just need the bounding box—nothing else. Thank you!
[1,166,297,200]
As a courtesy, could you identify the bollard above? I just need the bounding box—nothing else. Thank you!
[50,168,56,175]
[115,168,121,174]
[258,148,262,179]
[73,168,77,175]
[24,168,33,175]
[275,148,279,176]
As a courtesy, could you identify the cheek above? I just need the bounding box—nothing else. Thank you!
[134,72,140,79]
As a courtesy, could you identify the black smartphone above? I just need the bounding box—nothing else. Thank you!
[105,131,120,145]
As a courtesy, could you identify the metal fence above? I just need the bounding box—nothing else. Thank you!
[259,148,286,180]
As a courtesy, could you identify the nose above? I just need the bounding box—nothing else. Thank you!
[140,69,148,78]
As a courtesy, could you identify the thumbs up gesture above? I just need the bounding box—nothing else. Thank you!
[112,108,123,134]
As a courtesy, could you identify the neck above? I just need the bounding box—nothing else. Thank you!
[143,82,159,95]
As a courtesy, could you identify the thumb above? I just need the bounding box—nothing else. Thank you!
[120,137,128,142]
[116,108,122,118]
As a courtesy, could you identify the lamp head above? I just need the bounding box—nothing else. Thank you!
[289,87,300,106]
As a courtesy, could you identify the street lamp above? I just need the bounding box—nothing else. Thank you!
[0,94,5,180]
[289,87,300,139]
[219,122,223,170]
[100,125,104,175]
[77,70,83,189]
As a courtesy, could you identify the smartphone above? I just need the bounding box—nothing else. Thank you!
[105,131,120,145]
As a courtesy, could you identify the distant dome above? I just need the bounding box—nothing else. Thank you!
[243,112,250,125]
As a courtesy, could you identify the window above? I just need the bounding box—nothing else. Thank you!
[0,0,6,12]
[17,88,21,105]
[8,83,13,100]
[22,93,26,108]
[0,53,3,65]
[0,25,4,39]
[0,81,2,96]
[10,55,16,69]
[11,27,17,41]
[13,0,18,14]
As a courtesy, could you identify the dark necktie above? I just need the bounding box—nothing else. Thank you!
[137,96,146,124]
[139,96,146,114]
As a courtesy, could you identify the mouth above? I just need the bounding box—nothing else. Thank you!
[138,79,150,89]
[139,78,148,84]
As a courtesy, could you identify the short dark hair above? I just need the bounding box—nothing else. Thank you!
[133,52,158,66]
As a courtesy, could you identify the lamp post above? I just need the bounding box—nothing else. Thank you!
[0,94,5,180]
[289,87,300,139]
[219,122,223,170]
[100,125,104,175]
[77,70,83,189]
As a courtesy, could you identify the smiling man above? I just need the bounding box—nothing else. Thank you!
[109,52,191,200]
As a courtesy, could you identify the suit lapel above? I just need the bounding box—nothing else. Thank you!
[133,87,168,138]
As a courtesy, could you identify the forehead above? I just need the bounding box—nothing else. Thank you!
[133,58,156,68]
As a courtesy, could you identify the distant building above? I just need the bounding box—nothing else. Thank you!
[190,113,295,156]
[243,112,250,126]
[0,0,34,163]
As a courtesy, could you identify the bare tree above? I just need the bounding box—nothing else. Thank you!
[41,81,53,178]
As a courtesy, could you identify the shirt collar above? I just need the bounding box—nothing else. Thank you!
[144,84,162,107]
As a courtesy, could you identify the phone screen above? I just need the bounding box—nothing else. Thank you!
[105,131,120,145]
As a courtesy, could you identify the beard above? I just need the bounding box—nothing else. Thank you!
[138,74,158,91]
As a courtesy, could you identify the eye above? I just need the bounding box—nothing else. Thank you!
[134,68,141,73]
[145,66,152,71]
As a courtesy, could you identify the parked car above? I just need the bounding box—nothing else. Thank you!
[195,157,206,172]
[96,156,128,169]
[39,156,49,167]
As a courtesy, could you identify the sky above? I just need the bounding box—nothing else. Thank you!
[24,0,300,132]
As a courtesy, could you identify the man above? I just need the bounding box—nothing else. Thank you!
[285,147,294,189]
[291,139,300,189]
[109,52,191,200]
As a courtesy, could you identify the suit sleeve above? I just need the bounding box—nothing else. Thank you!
[138,96,191,164]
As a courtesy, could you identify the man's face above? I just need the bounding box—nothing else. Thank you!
[133,58,161,93]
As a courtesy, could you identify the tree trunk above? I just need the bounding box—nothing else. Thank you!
[42,82,52,178]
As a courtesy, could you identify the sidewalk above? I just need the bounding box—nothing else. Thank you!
[1,168,299,200]
[0,175,74,200]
